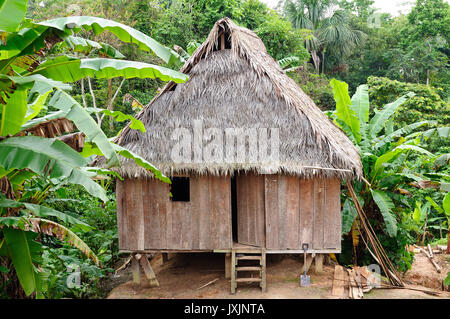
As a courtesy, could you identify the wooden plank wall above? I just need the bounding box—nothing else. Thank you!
[264,175,341,250]
[236,173,265,247]
[116,176,232,251]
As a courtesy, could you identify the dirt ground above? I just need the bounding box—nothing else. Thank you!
[105,252,450,299]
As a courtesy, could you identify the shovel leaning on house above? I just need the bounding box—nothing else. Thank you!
[300,243,310,287]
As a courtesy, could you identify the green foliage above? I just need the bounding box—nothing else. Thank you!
[0,1,185,298]
[288,68,335,110]
[404,0,450,44]
[330,78,449,271]
[282,0,366,72]
[367,76,449,126]
[255,9,310,62]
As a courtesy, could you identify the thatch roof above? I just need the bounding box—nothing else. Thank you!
[114,18,362,180]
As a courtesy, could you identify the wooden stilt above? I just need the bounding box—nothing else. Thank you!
[162,253,169,264]
[260,250,267,292]
[140,254,160,287]
[315,254,324,273]
[225,253,231,279]
[131,254,141,285]
[231,251,236,294]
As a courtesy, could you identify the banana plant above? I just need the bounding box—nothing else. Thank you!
[330,79,449,239]
[425,194,450,253]
[0,0,187,298]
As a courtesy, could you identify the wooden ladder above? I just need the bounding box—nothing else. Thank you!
[231,248,266,293]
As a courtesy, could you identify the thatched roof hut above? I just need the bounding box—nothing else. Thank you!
[111,18,363,292]
[116,17,362,180]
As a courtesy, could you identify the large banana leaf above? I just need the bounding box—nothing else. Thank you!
[60,36,125,59]
[0,136,107,201]
[330,78,361,142]
[371,189,397,237]
[0,25,48,61]
[0,88,27,136]
[37,16,182,65]
[48,89,120,167]
[31,56,188,83]
[0,196,91,230]
[0,74,71,94]
[0,0,28,32]
[24,91,50,122]
[374,120,434,150]
[368,92,415,139]
[87,108,145,132]
[26,218,100,265]
[342,198,358,234]
[371,144,433,181]
[443,193,450,217]
[3,228,37,296]
[111,143,171,183]
[350,84,369,124]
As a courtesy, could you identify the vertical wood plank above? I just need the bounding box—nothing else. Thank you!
[209,176,219,248]
[126,180,138,250]
[190,176,201,249]
[116,179,127,250]
[255,174,265,247]
[265,175,279,249]
[237,174,248,244]
[285,176,300,249]
[217,176,231,249]
[313,178,325,249]
[198,176,211,249]
[299,178,314,248]
[277,175,287,249]
[181,202,192,249]
[143,180,159,249]
[324,178,341,249]
[137,179,145,251]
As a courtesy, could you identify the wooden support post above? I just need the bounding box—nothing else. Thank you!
[315,254,324,273]
[225,253,231,279]
[131,254,141,285]
[260,250,267,292]
[140,254,159,287]
[162,253,169,264]
[231,251,236,294]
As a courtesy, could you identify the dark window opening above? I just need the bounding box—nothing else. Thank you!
[231,175,238,242]
[170,177,190,202]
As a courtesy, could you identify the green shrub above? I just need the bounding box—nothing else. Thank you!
[367,76,449,126]
[289,68,335,110]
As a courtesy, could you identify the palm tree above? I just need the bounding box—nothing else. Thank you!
[281,0,366,73]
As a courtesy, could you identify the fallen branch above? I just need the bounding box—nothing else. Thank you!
[415,245,441,273]
[196,278,219,290]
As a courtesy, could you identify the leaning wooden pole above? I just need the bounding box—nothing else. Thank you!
[346,182,404,287]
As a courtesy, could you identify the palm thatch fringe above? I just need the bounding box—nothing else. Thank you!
[112,18,362,180]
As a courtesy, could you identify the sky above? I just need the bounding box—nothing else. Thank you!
[260,0,418,16]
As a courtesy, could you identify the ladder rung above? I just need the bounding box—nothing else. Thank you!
[236,266,262,271]
[236,278,262,283]
[236,255,261,261]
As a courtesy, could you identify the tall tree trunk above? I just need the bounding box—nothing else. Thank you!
[87,77,100,125]
[108,79,113,131]
[80,78,87,108]
[311,50,320,74]
[321,49,325,74]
